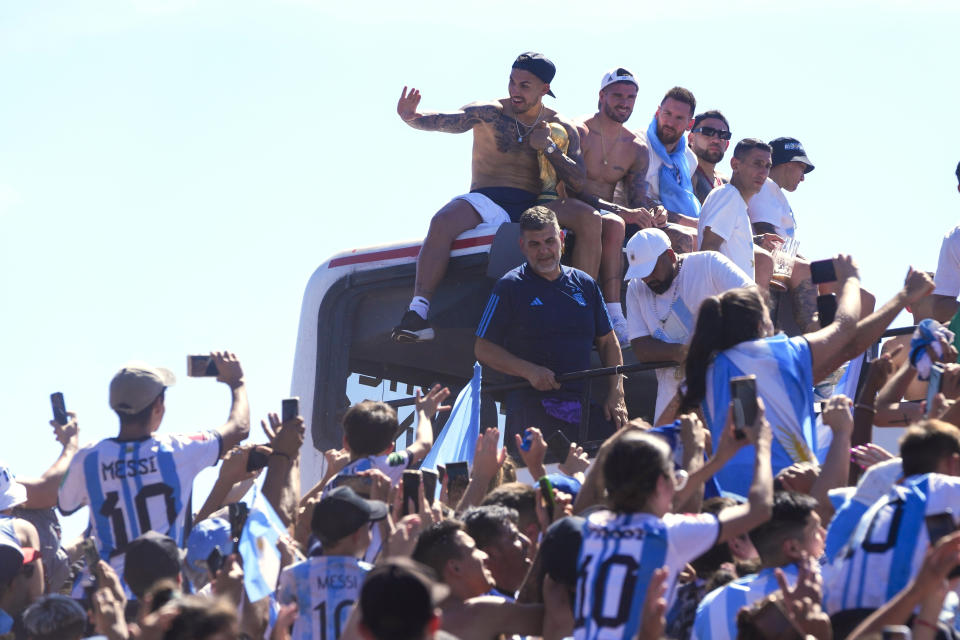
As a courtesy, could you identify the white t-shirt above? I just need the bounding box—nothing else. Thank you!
[625,252,753,421]
[573,510,719,640]
[934,225,960,298]
[698,184,755,280]
[822,473,960,614]
[637,131,698,202]
[747,178,796,239]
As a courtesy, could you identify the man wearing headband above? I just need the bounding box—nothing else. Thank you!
[392,52,602,344]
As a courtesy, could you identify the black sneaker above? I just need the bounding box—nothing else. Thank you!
[391,310,435,343]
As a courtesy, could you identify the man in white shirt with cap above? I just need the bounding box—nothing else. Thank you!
[625,228,753,424]
[747,137,814,241]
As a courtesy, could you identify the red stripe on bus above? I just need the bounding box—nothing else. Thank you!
[328,235,495,268]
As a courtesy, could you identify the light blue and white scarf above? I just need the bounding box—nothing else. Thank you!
[646,116,700,219]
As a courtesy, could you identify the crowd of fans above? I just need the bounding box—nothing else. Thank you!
[4,51,960,640]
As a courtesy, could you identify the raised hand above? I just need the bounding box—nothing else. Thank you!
[261,411,305,459]
[397,86,422,122]
[559,442,589,476]
[211,351,244,387]
[850,443,895,470]
[903,266,935,305]
[822,395,854,436]
[864,346,901,392]
[416,384,452,417]
[473,427,507,480]
[52,411,79,448]
[832,254,860,282]
[515,427,547,474]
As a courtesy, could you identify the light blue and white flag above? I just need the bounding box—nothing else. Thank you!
[238,484,287,602]
[421,362,484,473]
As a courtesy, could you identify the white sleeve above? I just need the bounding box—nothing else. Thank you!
[664,512,720,564]
[706,253,754,291]
[625,281,651,340]
[934,226,960,298]
[699,188,738,242]
[57,449,91,515]
[167,432,222,481]
[746,181,780,227]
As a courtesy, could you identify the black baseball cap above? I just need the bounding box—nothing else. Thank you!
[312,486,388,543]
[769,137,815,173]
[124,531,182,599]
[360,558,449,640]
[512,52,556,97]
[540,515,584,589]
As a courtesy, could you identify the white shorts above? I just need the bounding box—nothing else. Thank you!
[451,192,511,227]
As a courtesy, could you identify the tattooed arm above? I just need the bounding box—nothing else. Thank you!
[531,118,586,193]
[397,87,497,133]
[625,144,697,227]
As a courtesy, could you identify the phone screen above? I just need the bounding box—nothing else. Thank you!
[246,449,269,472]
[445,462,469,505]
[730,375,758,437]
[187,355,218,377]
[545,430,571,464]
[402,470,420,516]
[810,259,837,285]
[50,392,68,425]
[282,397,300,422]
[421,469,438,502]
[816,294,838,327]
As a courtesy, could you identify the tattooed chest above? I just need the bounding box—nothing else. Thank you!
[481,114,538,154]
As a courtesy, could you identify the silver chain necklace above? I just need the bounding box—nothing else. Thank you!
[513,102,545,143]
[652,259,684,325]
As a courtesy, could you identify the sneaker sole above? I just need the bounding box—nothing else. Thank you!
[391,328,435,343]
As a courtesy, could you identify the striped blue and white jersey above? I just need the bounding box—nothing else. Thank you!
[58,432,221,565]
[691,565,799,640]
[277,555,371,640]
[822,473,960,614]
[702,334,818,497]
[573,510,719,640]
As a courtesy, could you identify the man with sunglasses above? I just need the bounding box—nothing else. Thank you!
[688,111,732,205]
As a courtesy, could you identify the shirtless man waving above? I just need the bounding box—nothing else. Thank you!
[573,68,667,342]
[392,52,602,343]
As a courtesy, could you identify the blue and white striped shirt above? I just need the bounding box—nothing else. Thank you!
[692,565,799,640]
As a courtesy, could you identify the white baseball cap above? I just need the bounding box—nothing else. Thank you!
[0,463,27,511]
[600,67,639,91]
[624,229,671,280]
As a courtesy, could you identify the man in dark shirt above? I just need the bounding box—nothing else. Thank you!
[474,206,627,445]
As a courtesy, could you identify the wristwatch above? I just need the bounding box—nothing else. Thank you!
[545,142,557,154]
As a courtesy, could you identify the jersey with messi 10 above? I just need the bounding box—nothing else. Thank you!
[573,510,719,640]
[277,555,371,640]
[58,432,221,560]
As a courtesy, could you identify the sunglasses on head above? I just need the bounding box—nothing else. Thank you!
[692,126,732,140]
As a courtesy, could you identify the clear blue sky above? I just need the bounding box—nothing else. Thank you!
[2,0,957,541]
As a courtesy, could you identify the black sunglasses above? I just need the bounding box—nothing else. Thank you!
[692,126,732,140]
